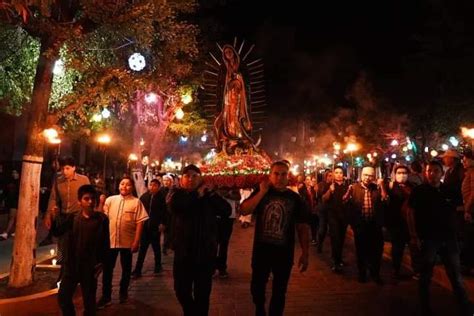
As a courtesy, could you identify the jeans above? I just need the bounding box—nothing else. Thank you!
[173,259,214,316]
[58,266,97,316]
[419,239,470,314]
[353,221,384,277]
[102,248,132,299]
[251,248,293,316]
[328,215,347,264]
[134,224,161,273]
[216,218,234,272]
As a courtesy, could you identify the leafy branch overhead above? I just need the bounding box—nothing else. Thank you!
[0,0,202,137]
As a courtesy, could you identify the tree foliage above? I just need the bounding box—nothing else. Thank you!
[0,0,204,144]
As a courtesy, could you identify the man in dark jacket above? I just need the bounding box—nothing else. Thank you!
[409,160,471,315]
[132,179,168,277]
[322,166,349,273]
[347,166,387,284]
[168,165,231,316]
[51,185,110,316]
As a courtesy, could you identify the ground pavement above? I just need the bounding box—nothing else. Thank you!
[0,220,469,316]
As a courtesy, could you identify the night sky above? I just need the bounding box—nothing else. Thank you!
[197,0,474,150]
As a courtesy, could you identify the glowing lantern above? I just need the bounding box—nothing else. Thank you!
[441,144,449,151]
[53,59,64,76]
[175,108,185,120]
[391,139,399,146]
[145,92,158,104]
[43,128,59,140]
[92,113,102,122]
[430,150,438,157]
[181,93,193,105]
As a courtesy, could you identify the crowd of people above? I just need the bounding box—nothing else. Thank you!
[3,147,474,316]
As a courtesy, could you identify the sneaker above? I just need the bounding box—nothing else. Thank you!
[311,239,317,245]
[10,233,14,237]
[219,270,229,279]
[119,293,128,304]
[96,297,112,309]
[0,233,7,240]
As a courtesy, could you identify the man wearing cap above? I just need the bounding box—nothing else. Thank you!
[241,161,311,316]
[167,164,231,316]
[346,166,387,285]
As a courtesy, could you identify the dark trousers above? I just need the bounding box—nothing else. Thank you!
[317,208,329,247]
[309,214,319,241]
[353,221,384,277]
[173,259,214,316]
[102,248,132,299]
[134,225,161,273]
[58,267,97,316]
[163,227,171,253]
[419,239,470,314]
[460,223,474,268]
[328,215,347,264]
[216,218,234,272]
[251,250,293,316]
[388,222,422,273]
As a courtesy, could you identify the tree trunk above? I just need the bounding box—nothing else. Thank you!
[9,37,59,288]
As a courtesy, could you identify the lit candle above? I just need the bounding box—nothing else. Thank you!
[50,249,55,256]
[52,259,57,266]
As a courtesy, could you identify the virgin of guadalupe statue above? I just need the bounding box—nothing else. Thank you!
[214,44,253,153]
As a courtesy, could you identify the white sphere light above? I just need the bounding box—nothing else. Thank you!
[128,53,146,71]
[180,136,188,142]
[101,108,111,119]
[201,135,207,142]
[441,144,449,151]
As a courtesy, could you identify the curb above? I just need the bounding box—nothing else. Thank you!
[0,288,58,305]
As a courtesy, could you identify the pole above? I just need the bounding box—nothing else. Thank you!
[103,149,107,184]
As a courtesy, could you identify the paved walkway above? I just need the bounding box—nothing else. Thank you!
[0,221,470,316]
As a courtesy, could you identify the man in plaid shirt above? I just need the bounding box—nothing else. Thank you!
[346,166,388,284]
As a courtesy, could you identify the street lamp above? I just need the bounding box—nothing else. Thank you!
[346,142,359,179]
[96,134,111,183]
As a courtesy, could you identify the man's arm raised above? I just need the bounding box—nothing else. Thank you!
[240,179,270,216]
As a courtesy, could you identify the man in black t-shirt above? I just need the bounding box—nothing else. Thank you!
[241,161,311,316]
[409,160,471,315]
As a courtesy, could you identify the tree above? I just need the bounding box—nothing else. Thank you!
[0,0,200,288]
